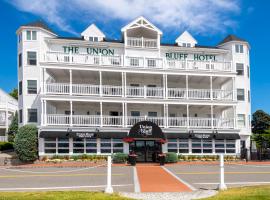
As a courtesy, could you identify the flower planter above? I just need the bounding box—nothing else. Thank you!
[128,154,137,166]
[158,154,166,166]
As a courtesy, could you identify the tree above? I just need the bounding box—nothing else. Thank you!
[252,110,270,134]
[7,112,18,142]
[9,88,18,100]
[14,125,38,162]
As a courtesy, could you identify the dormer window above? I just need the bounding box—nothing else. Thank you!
[81,24,105,42]
[89,37,98,42]
[235,44,244,53]
[26,30,37,40]
[182,43,191,47]
[175,31,197,47]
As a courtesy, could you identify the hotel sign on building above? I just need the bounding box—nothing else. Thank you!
[16,17,251,161]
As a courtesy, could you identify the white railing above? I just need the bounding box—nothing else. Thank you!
[126,37,158,48]
[46,83,70,94]
[146,87,163,98]
[102,85,123,96]
[0,136,7,142]
[103,116,123,126]
[72,84,99,95]
[73,115,100,126]
[47,114,70,125]
[44,52,233,72]
[167,88,186,99]
[45,114,234,129]
[126,86,144,97]
[188,89,211,100]
[213,89,233,101]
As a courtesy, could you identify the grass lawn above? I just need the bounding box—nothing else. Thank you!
[0,191,133,200]
[202,185,270,200]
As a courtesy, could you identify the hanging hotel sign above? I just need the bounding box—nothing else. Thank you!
[128,121,165,139]
[75,132,96,138]
[165,52,216,61]
[63,46,115,56]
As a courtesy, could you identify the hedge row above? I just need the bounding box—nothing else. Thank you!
[0,142,14,151]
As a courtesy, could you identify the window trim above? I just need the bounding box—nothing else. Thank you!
[237,88,245,101]
[27,79,38,94]
[19,81,22,95]
[27,108,38,123]
[26,51,37,66]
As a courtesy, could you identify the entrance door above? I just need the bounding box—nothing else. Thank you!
[132,140,161,162]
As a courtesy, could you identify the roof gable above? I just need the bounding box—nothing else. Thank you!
[218,34,247,45]
[20,20,56,35]
[175,31,197,47]
[121,16,162,34]
[81,24,105,38]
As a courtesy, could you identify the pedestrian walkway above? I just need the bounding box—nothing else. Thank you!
[136,165,192,192]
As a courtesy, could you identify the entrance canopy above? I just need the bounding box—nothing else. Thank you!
[128,121,165,139]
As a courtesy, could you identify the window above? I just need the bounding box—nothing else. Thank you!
[73,138,84,154]
[19,81,22,95]
[19,109,23,123]
[248,90,250,102]
[215,139,236,153]
[192,139,212,153]
[247,66,250,78]
[58,138,69,154]
[28,109,37,123]
[100,139,112,153]
[167,139,178,153]
[94,37,98,42]
[179,139,189,153]
[192,139,202,153]
[130,58,139,66]
[202,139,212,153]
[237,89,245,101]
[147,59,156,67]
[148,112,157,117]
[18,33,22,43]
[131,111,140,116]
[236,63,244,75]
[26,30,37,40]
[86,138,97,153]
[215,139,225,153]
[112,139,123,153]
[27,51,37,65]
[187,43,191,47]
[27,80,37,94]
[44,138,57,154]
[18,53,22,67]
[238,114,245,128]
[226,140,236,153]
[235,44,244,53]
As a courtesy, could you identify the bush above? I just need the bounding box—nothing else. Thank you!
[0,142,14,151]
[113,153,128,163]
[8,112,18,143]
[14,125,38,162]
[165,152,178,163]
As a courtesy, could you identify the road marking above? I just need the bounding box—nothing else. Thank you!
[176,171,270,175]
[194,182,270,185]
[0,173,124,179]
[162,166,196,191]
[133,166,140,193]
[229,163,270,168]
[0,184,133,191]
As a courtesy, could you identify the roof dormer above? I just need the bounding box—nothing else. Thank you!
[81,24,105,42]
[175,31,197,47]
[121,16,162,48]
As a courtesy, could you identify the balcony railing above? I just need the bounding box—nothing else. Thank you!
[43,52,233,72]
[126,37,158,48]
[45,83,234,101]
[45,114,235,129]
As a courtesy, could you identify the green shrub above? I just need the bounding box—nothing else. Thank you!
[165,152,178,163]
[0,142,14,151]
[113,153,128,163]
[14,125,38,162]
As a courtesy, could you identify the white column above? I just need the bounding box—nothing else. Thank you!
[124,31,127,47]
[210,76,213,100]
[124,72,127,97]
[163,104,166,127]
[100,102,103,127]
[125,103,128,126]
[41,100,44,126]
[38,138,45,156]
[69,69,72,96]
[41,68,45,94]
[163,74,166,99]
[186,75,189,99]
[99,71,102,97]
[232,77,236,101]
[121,72,124,97]
[187,104,189,128]
[122,102,125,127]
[5,105,8,134]
[44,100,47,125]
[211,105,214,129]
[166,104,169,128]
[218,154,227,190]
[70,101,73,126]
[69,137,73,155]
[234,106,237,129]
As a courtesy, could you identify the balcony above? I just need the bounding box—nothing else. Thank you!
[43,52,233,73]
[45,114,234,129]
[126,37,158,48]
[45,83,234,101]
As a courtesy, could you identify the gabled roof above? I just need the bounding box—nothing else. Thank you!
[175,31,197,44]
[218,34,247,45]
[81,24,105,38]
[121,16,162,35]
[20,20,57,35]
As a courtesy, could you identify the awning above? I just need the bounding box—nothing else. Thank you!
[40,131,127,139]
[128,121,165,139]
[215,133,240,140]
[166,133,190,139]
[190,133,215,139]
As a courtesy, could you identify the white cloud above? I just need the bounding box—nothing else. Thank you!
[8,0,241,35]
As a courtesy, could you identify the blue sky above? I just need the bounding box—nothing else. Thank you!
[0,0,269,113]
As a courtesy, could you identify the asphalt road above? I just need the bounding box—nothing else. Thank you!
[0,163,270,192]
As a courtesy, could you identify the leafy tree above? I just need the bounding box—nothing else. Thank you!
[14,125,38,162]
[9,88,18,100]
[7,112,18,142]
[252,110,270,134]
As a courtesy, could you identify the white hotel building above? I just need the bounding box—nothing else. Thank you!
[17,17,251,161]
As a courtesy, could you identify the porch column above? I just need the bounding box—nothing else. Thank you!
[70,101,73,126]
[99,71,102,97]
[5,104,8,133]
[233,106,237,129]
[232,77,236,101]
[187,104,189,129]
[100,102,103,127]
[163,74,166,99]
[44,100,47,126]
[69,69,72,95]
[211,105,214,129]
[122,72,124,97]
[41,67,45,94]
[122,102,125,127]
[186,75,189,99]
[163,104,166,127]
[165,74,168,98]
[166,104,169,128]
[41,100,44,126]
[210,76,213,100]
[124,72,127,97]
[125,103,128,127]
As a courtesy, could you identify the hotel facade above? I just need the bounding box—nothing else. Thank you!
[17,17,251,161]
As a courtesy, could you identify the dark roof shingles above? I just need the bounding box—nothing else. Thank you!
[22,21,56,34]
[218,34,247,45]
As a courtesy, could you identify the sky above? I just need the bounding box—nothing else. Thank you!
[0,0,269,114]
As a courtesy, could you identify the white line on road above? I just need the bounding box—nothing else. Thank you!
[194,182,270,185]
[0,184,133,191]
[133,166,140,193]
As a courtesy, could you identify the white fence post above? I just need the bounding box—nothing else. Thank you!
[218,154,227,190]
[105,155,113,193]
